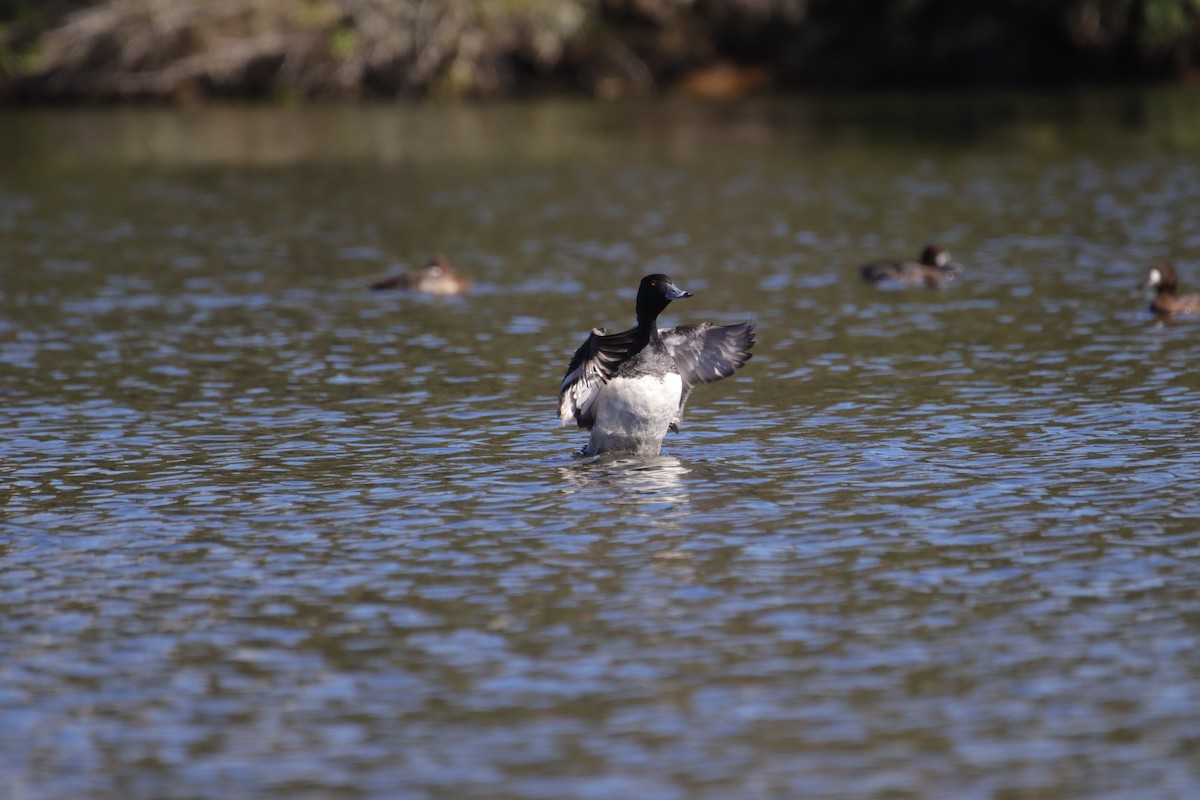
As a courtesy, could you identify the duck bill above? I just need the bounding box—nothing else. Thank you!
[665,282,693,300]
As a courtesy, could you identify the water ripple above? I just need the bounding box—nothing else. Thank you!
[6,98,1200,800]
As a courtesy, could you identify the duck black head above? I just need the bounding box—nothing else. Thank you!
[636,273,692,326]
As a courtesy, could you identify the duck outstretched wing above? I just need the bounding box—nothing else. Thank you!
[558,326,641,429]
[661,322,755,431]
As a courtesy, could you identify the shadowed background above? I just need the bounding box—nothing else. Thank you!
[4,0,1200,102]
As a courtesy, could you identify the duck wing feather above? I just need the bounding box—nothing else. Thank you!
[558,326,643,429]
[660,322,755,431]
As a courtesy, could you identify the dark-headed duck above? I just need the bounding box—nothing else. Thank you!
[860,244,963,288]
[558,274,755,457]
[365,255,471,295]
[1145,260,1200,318]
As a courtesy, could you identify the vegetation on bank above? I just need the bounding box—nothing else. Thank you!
[3,0,1200,102]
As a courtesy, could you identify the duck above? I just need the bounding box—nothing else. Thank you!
[558,274,755,457]
[860,244,963,288]
[364,255,471,295]
[1145,260,1200,319]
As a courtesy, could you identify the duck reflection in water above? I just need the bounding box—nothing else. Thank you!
[558,454,690,504]
[364,255,472,295]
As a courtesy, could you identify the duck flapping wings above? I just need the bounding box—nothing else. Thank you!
[558,322,755,432]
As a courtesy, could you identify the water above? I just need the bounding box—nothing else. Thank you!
[4,90,1200,799]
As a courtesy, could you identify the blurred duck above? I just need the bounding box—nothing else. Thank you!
[365,255,471,295]
[559,274,755,457]
[860,244,964,288]
[1145,260,1200,318]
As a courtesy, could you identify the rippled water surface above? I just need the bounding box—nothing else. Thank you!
[5,91,1200,799]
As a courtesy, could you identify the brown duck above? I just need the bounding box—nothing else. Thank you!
[860,244,964,288]
[365,255,472,295]
[1145,260,1200,318]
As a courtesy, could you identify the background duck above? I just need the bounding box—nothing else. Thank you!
[860,244,964,288]
[364,255,471,295]
[1145,260,1200,318]
[559,274,755,457]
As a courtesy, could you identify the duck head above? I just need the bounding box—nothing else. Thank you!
[1145,260,1178,293]
[636,273,692,326]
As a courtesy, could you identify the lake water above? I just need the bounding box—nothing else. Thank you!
[4,89,1200,799]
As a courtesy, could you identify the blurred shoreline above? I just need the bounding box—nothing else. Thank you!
[3,0,1200,104]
